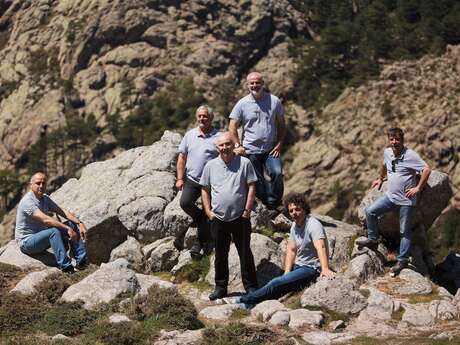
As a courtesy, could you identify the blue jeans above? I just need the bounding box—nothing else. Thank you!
[365,195,414,262]
[247,152,283,209]
[20,221,87,270]
[239,264,319,304]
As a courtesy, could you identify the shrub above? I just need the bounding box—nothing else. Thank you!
[0,263,23,296]
[174,255,210,284]
[200,323,275,345]
[83,321,148,345]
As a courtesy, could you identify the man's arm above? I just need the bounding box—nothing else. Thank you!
[313,239,336,279]
[53,205,87,241]
[405,165,431,198]
[269,113,286,158]
[176,153,187,190]
[229,119,246,155]
[31,210,78,242]
[284,239,297,274]
[372,163,387,189]
[201,187,215,220]
[242,182,256,218]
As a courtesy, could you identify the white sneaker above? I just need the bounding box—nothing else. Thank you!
[222,296,241,304]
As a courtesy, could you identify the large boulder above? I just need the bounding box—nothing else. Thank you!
[0,240,55,270]
[50,131,181,264]
[11,267,61,295]
[357,170,451,242]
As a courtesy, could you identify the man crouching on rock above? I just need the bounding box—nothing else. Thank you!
[223,193,335,307]
[15,172,88,273]
[200,132,259,300]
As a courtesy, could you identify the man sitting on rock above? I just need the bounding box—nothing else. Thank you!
[357,127,431,277]
[200,132,259,300]
[176,105,220,259]
[15,172,88,273]
[224,193,335,307]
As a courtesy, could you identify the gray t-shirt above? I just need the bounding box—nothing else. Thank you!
[289,216,327,269]
[229,92,284,154]
[384,147,427,206]
[15,191,60,245]
[178,127,220,183]
[199,155,258,221]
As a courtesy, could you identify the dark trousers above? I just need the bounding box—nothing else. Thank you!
[247,152,283,209]
[213,216,258,291]
[179,178,211,244]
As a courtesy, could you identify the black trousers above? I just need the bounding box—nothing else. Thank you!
[179,178,211,244]
[212,216,258,291]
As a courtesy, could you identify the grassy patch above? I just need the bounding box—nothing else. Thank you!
[406,288,442,304]
[0,263,23,295]
[351,337,387,345]
[230,308,250,320]
[83,320,149,345]
[391,308,404,321]
[359,288,371,299]
[127,286,203,330]
[175,256,210,284]
[200,322,275,345]
[283,291,302,309]
[256,226,277,238]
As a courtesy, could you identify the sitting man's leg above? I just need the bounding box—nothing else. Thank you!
[20,228,72,271]
[65,221,88,268]
[264,154,284,210]
[239,265,319,305]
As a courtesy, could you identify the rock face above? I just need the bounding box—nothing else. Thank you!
[0,240,55,270]
[50,131,181,264]
[11,267,60,295]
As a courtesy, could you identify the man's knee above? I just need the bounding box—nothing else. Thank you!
[49,228,62,239]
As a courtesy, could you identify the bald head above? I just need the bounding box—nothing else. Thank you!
[30,172,47,199]
[216,132,235,162]
[246,72,264,99]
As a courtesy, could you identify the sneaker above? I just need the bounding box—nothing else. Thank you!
[355,238,379,250]
[235,302,253,310]
[222,296,241,304]
[62,265,76,274]
[209,288,227,301]
[190,242,202,260]
[75,260,89,271]
[389,261,408,277]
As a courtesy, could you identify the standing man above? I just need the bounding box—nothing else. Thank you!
[200,132,258,300]
[15,172,88,273]
[229,72,286,213]
[176,105,220,258]
[225,193,335,306]
[357,128,431,277]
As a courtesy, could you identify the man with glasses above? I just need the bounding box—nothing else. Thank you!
[229,72,286,216]
[357,128,431,276]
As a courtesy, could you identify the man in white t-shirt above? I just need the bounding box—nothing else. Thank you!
[357,128,431,276]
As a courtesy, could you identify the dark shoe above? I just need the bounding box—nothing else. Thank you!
[356,238,379,250]
[75,260,89,271]
[203,241,214,255]
[190,242,202,260]
[62,265,76,274]
[209,288,227,301]
[389,261,408,277]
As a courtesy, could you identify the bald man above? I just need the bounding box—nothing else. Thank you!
[15,172,88,273]
[229,72,286,215]
[200,132,258,300]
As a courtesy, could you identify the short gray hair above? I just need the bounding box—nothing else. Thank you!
[196,104,214,118]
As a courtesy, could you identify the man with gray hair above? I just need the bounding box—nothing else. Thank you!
[176,105,220,258]
[15,172,88,273]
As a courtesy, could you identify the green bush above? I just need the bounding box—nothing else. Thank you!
[174,255,210,284]
[200,323,275,345]
[83,321,148,345]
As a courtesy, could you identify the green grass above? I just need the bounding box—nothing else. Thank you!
[230,308,250,320]
[199,322,275,345]
[406,288,441,304]
[175,255,210,285]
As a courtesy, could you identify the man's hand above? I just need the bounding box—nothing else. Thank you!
[320,268,336,279]
[371,178,383,190]
[206,210,216,221]
[405,186,420,198]
[175,179,184,190]
[234,146,246,156]
[269,142,282,158]
[242,209,251,219]
[67,227,77,242]
[78,223,88,241]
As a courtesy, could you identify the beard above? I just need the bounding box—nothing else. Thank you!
[250,88,263,98]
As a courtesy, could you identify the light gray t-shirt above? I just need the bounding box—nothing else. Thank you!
[199,155,258,221]
[229,92,284,154]
[178,127,220,183]
[15,191,60,245]
[289,216,327,269]
[384,147,427,206]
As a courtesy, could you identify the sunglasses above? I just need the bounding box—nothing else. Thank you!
[391,157,403,172]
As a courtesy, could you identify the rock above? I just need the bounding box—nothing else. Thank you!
[199,304,240,321]
[183,227,198,250]
[171,250,193,275]
[250,300,287,322]
[344,250,385,286]
[51,334,70,341]
[402,303,435,326]
[11,267,61,295]
[154,329,203,345]
[162,192,192,240]
[328,320,345,331]
[394,269,433,295]
[145,237,180,272]
[206,233,283,292]
[0,240,55,270]
[429,300,458,320]
[301,276,367,314]
[135,273,175,296]
[109,236,144,270]
[288,309,324,329]
[269,310,291,326]
[109,313,131,323]
[360,287,395,321]
[302,331,355,345]
[61,258,139,310]
[437,286,454,300]
[357,171,451,263]
[50,131,182,264]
